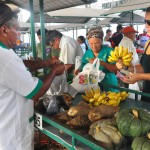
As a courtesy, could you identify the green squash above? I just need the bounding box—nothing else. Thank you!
[132,134,150,150]
[116,108,150,138]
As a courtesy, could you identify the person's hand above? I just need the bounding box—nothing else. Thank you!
[120,73,140,84]
[51,63,65,76]
[74,69,80,75]
[88,58,95,64]
[49,58,60,65]
[116,59,124,70]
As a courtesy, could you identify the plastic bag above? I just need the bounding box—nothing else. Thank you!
[75,56,82,70]
[71,58,105,92]
[45,95,69,115]
[128,83,141,100]
[46,71,68,96]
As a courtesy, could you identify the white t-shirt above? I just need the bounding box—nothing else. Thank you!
[80,43,86,54]
[0,44,43,150]
[119,36,139,65]
[59,35,83,64]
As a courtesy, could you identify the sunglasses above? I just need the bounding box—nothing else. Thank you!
[144,19,150,26]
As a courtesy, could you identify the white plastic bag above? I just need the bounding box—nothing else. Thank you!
[128,83,141,100]
[71,58,105,92]
[75,56,82,70]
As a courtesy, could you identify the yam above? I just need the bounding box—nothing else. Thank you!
[54,111,73,123]
[66,116,91,129]
[88,104,119,122]
[68,105,91,117]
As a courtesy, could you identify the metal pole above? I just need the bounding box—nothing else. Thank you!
[76,27,78,39]
[29,0,36,60]
[39,0,47,75]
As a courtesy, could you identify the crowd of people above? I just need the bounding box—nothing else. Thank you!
[1,1,150,150]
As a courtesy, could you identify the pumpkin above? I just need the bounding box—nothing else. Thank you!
[89,119,123,150]
[131,133,150,150]
[116,108,150,138]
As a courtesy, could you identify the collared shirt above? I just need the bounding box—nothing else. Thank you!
[59,35,83,64]
[0,43,43,150]
[119,36,139,65]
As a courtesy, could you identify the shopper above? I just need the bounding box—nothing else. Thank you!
[77,35,88,54]
[46,30,83,83]
[109,24,123,48]
[0,3,65,150]
[116,6,150,103]
[79,27,118,92]
[36,29,60,60]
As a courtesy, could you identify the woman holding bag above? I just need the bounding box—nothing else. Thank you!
[77,27,118,92]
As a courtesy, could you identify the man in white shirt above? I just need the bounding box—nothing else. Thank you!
[119,26,139,65]
[0,3,65,150]
[46,30,83,82]
[119,26,140,94]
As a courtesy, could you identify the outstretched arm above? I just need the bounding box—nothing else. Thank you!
[32,63,65,102]
[23,58,60,72]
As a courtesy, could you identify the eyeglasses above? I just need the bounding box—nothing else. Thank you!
[144,19,150,26]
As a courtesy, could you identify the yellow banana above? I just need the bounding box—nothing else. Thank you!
[81,95,90,101]
[98,93,106,102]
[94,93,101,99]
[90,88,95,97]
[123,61,131,66]
[85,90,91,98]
[94,88,101,94]
[123,57,133,63]
[108,100,118,105]
[108,57,115,62]
[89,98,95,103]
[108,56,118,62]
[122,52,133,60]
[122,48,128,57]
[93,101,101,106]
[118,46,123,58]
[114,46,119,58]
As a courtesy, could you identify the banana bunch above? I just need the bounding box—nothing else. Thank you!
[108,46,133,66]
[81,89,128,107]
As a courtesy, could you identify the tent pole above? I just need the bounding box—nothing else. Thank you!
[29,0,36,60]
[39,0,47,75]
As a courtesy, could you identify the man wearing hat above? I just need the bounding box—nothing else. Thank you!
[0,3,65,150]
[119,26,139,65]
[118,26,140,94]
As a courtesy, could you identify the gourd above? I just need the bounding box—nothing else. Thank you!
[131,133,150,150]
[89,119,123,150]
[116,108,150,138]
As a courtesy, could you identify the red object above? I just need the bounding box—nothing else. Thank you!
[136,49,144,53]
[123,26,138,34]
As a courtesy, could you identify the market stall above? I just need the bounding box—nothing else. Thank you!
[34,84,150,150]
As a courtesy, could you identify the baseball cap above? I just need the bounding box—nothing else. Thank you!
[123,26,138,34]
[0,3,19,26]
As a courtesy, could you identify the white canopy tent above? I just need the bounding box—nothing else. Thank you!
[47,7,107,18]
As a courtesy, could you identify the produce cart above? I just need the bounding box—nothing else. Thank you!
[34,84,150,150]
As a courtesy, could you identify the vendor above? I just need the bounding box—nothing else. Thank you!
[78,27,118,92]
[116,7,150,103]
[0,3,65,150]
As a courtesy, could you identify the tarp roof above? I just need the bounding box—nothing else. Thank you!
[47,7,107,18]
[110,11,144,24]
[8,0,97,13]
[27,13,91,23]
[101,0,150,16]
